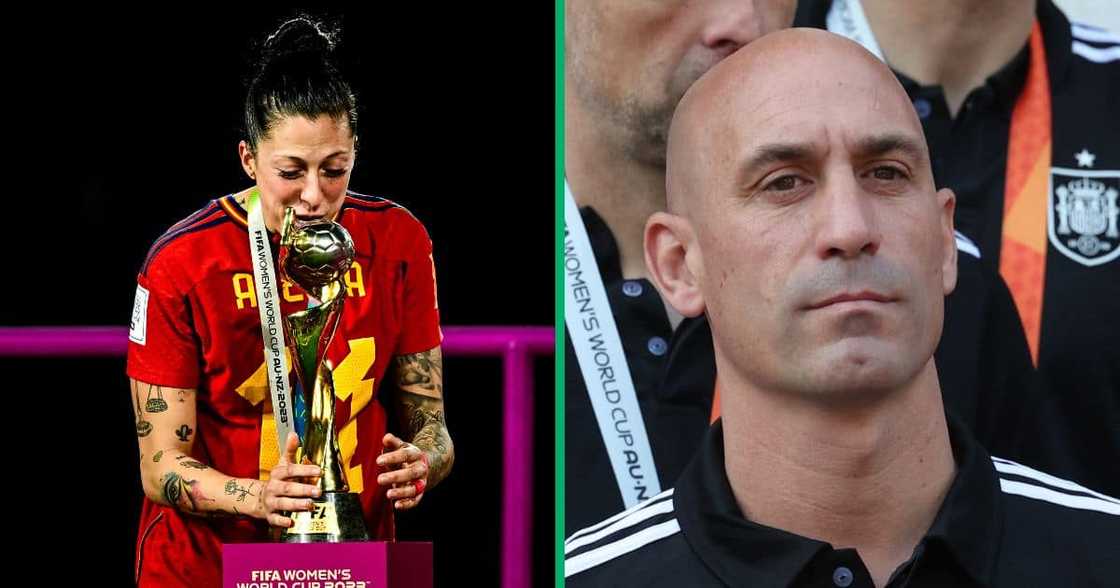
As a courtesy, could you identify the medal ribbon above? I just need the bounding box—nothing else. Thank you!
[246,190,298,456]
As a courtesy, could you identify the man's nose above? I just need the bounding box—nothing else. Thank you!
[700,1,766,57]
[813,171,881,260]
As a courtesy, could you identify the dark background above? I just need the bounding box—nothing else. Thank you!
[2,5,554,586]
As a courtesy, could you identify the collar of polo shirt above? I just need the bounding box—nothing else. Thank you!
[673,416,1001,586]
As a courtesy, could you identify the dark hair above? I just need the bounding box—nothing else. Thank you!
[244,16,357,152]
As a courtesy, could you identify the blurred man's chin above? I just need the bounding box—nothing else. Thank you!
[620,103,673,165]
[795,345,912,406]
[624,137,669,167]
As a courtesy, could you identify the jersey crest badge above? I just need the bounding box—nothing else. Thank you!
[1049,164,1120,267]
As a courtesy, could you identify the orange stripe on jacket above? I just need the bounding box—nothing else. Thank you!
[999,22,1051,366]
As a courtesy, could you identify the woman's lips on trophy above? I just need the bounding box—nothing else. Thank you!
[294,214,325,226]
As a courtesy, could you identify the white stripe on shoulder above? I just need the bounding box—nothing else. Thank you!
[954,230,981,259]
[1073,40,1120,63]
[565,497,675,555]
[992,457,1120,505]
[1000,479,1120,515]
[565,488,674,546]
[1073,21,1107,31]
[565,519,682,577]
[1072,22,1120,45]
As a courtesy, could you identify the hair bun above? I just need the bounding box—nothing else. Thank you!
[244,14,357,151]
[261,16,335,65]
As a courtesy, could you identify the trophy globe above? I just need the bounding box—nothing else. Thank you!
[283,221,356,293]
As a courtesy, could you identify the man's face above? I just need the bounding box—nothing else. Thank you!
[566,0,796,166]
[671,37,957,405]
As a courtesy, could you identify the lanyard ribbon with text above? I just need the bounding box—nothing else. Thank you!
[564,182,662,508]
[245,190,298,455]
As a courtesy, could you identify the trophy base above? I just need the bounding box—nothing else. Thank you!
[283,491,370,543]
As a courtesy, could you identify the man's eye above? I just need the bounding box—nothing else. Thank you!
[871,166,906,181]
[765,175,802,191]
[278,170,302,180]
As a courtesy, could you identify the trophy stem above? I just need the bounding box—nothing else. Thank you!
[283,365,369,542]
[306,364,350,493]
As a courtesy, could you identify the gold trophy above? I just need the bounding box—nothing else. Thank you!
[277,207,369,542]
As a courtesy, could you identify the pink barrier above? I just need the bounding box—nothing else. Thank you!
[0,325,554,588]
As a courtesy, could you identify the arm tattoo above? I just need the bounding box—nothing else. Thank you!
[132,380,153,437]
[224,479,258,503]
[393,348,453,486]
[143,383,168,413]
[161,472,184,507]
[400,391,454,486]
[393,348,443,396]
[160,472,216,513]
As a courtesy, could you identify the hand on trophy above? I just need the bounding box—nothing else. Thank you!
[377,433,431,510]
[257,431,324,528]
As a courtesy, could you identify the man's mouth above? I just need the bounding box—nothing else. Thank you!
[806,291,896,310]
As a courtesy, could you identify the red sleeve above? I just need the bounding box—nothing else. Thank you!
[396,219,443,355]
[126,253,201,389]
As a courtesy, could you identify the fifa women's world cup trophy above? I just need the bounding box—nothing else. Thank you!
[276,206,368,542]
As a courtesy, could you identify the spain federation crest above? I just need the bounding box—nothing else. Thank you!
[1049,166,1120,267]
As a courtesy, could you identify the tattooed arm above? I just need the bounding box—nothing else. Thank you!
[131,378,320,525]
[376,346,455,509]
[395,346,454,487]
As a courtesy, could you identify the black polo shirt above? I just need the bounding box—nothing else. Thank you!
[798,0,1120,498]
[565,207,717,535]
[565,417,1120,587]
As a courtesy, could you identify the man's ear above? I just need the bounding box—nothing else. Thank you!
[645,211,705,317]
[937,187,958,295]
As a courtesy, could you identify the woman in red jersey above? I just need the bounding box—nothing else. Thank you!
[126,16,453,587]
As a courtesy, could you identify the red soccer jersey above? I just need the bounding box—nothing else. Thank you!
[127,191,442,587]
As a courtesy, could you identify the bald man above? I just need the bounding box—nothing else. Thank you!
[564,29,1119,588]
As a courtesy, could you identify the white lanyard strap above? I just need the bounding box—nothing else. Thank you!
[246,191,296,455]
[826,0,885,61]
[564,182,662,507]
